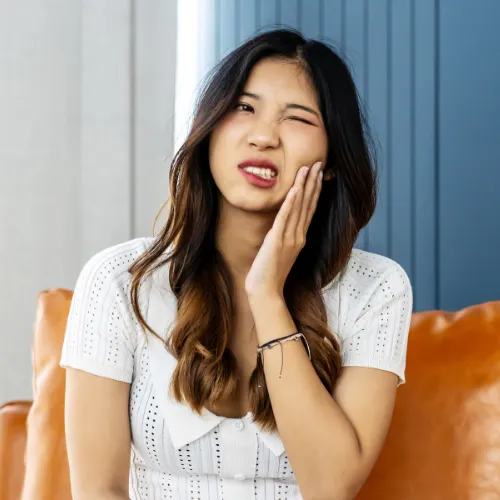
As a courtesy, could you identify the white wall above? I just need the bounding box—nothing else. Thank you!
[174,0,217,149]
[0,0,177,404]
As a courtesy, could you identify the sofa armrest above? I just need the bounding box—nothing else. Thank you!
[0,401,32,500]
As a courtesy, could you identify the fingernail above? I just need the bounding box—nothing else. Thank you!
[315,161,323,171]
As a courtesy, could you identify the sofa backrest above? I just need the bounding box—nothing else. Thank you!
[21,289,73,500]
[357,300,500,499]
[0,401,31,500]
[18,288,500,499]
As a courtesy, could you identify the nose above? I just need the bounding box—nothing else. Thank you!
[247,118,280,150]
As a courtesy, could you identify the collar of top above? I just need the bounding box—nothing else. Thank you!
[145,267,286,457]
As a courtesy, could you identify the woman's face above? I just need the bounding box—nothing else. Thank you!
[209,57,328,213]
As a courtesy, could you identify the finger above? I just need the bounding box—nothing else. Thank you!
[273,186,300,239]
[297,162,322,234]
[284,167,308,240]
[305,169,323,228]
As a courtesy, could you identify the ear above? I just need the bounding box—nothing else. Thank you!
[323,169,336,181]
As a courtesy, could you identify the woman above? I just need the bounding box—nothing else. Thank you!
[61,28,412,500]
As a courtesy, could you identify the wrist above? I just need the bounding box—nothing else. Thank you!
[247,292,285,311]
[248,295,297,345]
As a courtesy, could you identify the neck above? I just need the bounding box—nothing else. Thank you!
[215,200,275,289]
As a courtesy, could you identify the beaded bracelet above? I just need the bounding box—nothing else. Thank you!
[257,332,311,378]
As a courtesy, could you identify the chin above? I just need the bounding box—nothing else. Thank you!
[225,192,280,214]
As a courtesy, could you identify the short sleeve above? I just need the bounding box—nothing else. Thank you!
[339,262,413,386]
[60,248,138,383]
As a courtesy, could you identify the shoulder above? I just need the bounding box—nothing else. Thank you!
[82,236,177,341]
[61,237,157,382]
[323,248,412,339]
[78,236,156,286]
[72,236,158,327]
[342,248,411,294]
[323,249,413,385]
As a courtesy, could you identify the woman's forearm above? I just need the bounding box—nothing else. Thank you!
[249,293,362,500]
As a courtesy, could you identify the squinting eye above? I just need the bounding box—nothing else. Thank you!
[235,103,253,112]
[289,116,313,125]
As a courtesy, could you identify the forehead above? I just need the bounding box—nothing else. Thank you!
[242,57,318,105]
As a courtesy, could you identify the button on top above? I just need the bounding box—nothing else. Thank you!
[233,420,244,431]
[234,473,246,480]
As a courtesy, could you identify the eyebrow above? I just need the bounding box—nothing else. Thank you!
[240,92,320,119]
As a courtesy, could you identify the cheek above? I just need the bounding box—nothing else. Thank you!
[283,127,328,164]
[209,120,245,169]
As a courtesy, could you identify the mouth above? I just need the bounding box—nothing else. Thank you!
[237,158,278,187]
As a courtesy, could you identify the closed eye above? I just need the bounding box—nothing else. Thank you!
[289,116,313,125]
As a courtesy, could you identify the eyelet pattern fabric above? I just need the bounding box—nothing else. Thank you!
[61,237,413,499]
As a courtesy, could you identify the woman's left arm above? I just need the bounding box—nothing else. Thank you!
[245,161,406,500]
[249,294,399,500]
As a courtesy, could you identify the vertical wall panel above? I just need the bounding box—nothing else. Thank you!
[389,0,413,276]
[0,1,81,404]
[80,0,133,259]
[366,0,389,259]
[200,0,218,72]
[322,0,343,46]
[300,0,322,39]
[219,0,238,58]
[259,0,279,29]
[199,0,500,311]
[438,0,500,309]
[279,0,299,30]
[344,0,367,104]
[414,0,437,311]
[134,0,177,237]
[239,1,257,43]
[344,0,369,250]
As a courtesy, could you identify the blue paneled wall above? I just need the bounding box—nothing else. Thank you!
[195,0,500,312]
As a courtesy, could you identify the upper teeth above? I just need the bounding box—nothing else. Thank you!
[242,166,277,179]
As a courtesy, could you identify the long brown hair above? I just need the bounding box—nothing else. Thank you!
[128,28,377,432]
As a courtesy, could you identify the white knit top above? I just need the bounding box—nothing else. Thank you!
[60,236,412,500]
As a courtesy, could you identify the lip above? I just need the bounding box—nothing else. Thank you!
[237,158,279,188]
[238,158,279,174]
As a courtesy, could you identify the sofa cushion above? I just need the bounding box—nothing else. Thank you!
[356,300,500,499]
[21,289,73,500]
[0,401,31,500]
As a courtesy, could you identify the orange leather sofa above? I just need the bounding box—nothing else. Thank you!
[1,289,500,500]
